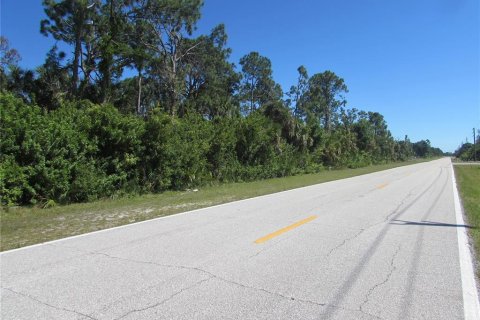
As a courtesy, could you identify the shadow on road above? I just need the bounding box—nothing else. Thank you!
[390,219,476,229]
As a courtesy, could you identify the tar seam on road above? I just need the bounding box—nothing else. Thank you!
[451,164,480,320]
[254,215,318,244]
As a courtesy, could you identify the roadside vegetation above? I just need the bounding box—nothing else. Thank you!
[1,0,445,251]
[1,159,430,251]
[0,92,443,208]
[454,138,479,162]
[454,165,480,277]
[1,0,443,208]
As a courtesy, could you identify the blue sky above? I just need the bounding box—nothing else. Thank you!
[1,0,479,152]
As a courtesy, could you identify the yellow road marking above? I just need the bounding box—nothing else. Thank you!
[254,215,318,244]
[376,183,388,189]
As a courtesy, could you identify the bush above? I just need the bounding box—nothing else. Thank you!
[206,117,240,182]
[0,156,33,206]
[142,111,211,190]
[83,103,145,193]
[0,89,414,206]
[0,93,146,205]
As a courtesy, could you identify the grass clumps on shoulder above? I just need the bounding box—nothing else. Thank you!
[454,165,480,277]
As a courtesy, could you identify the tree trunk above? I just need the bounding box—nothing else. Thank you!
[250,78,254,113]
[100,55,112,103]
[72,32,82,97]
[170,55,178,117]
[137,71,142,115]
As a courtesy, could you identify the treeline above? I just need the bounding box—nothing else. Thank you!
[454,135,479,161]
[0,0,442,206]
[411,139,444,158]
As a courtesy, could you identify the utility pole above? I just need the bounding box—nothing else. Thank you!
[474,128,477,162]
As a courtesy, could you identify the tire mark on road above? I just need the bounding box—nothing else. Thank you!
[324,190,414,259]
[397,171,450,320]
[322,167,445,319]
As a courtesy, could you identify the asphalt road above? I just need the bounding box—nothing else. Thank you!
[1,158,479,319]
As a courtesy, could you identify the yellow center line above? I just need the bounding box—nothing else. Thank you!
[254,215,318,244]
[376,183,388,189]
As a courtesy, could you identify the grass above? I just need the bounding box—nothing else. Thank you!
[454,165,480,277]
[0,158,431,251]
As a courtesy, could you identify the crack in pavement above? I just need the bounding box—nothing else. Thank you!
[3,164,452,320]
[189,268,329,308]
[109,259,359,317]
[1,287,97,320]
[325,189,413,259]
[324,166,442,261]
[321,168,445,320]
[113,276,214,320]
[382,191,415,223]
[358,244,401,317]
[249,185,413,262]
[248,233,294,258]
[104,255,329,308]
[48,245,344,316]
[359,311,384,320]
[92,269,195,316]
[398,171,450,320]
[326,228,366,258]
[54,245,363,318]
[42,178,427,319]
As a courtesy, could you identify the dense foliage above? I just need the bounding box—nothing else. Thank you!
[0,0,443,206]
[454,136,480,161]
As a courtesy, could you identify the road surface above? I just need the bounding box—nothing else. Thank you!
[1,158,479,319]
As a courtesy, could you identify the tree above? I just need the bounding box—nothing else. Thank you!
[454,140,478,161]
[34,46,70,110]
[122,0,157,115]
[2,67,36,103]
[304,71,348,131]
[287,65,309,119]
[140,0,204,116]
[41,0,101,97]
[0,36,21,93]
[182,24,240,118]
[0,39,35,103]
[239,51,280,114]
[2,0,450,207]
[412,140,431,158]
[395,135,413,161]
[94,0,133,103]
[367,111,394,160]
[0,36,21,72]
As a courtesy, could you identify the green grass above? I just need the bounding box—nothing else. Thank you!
[454,165,480,277]
[1,158,430,251]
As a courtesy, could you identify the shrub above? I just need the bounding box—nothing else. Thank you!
[142,111,211,190]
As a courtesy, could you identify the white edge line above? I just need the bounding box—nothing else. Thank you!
[451,164,480,320]
[0,159,436,256]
